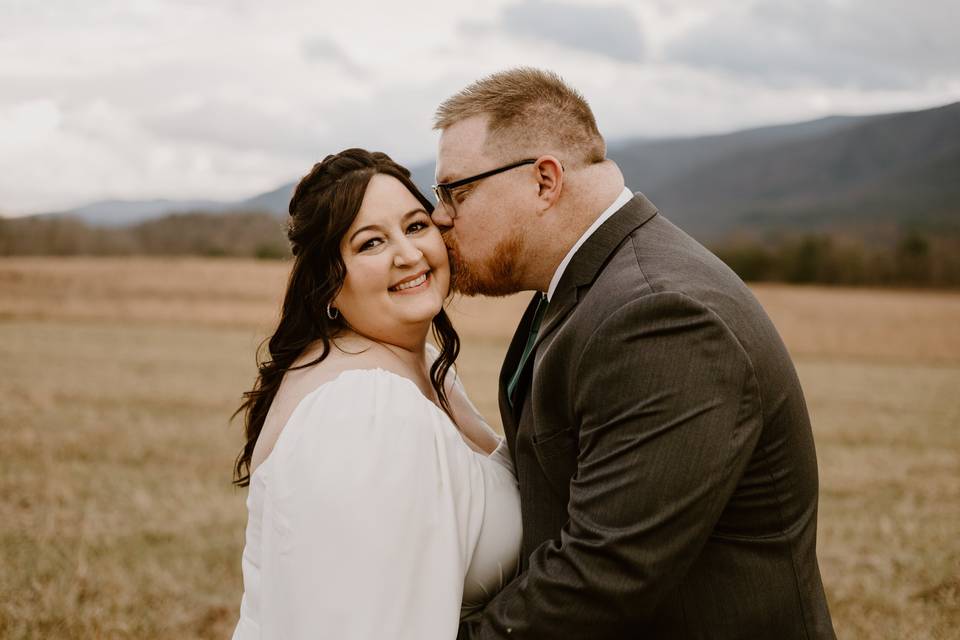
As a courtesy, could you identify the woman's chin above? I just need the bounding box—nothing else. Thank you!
[401,298,445,327]
[346,296,446,342]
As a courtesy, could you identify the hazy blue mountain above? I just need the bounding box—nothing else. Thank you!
[236,183,295,216]
[608,114,878,194]
[644,101,960,237]
[23,101,958,240]
[409,163,438,200]
[43,198,233,227]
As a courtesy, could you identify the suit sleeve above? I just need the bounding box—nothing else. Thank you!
[459,292,764,639]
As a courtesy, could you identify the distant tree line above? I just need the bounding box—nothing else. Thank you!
[0,210,290,260]
[2,210,959,287]
[713,231,960,288]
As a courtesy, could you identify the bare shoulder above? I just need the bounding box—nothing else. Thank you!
[277,335,413,411]
[250,335,411,472]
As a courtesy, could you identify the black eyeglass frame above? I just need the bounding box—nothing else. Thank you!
[432,158,537,216]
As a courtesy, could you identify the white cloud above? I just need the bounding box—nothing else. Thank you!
[465,0,645,62]
[665,0,960,90]
[0,99,62,148]
[301,36,369,78]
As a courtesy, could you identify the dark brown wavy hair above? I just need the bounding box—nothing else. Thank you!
[232,148,460,487]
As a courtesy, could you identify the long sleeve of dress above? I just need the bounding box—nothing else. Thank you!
[249,369,491,639]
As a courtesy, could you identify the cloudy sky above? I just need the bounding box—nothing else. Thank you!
[1,0,958,215]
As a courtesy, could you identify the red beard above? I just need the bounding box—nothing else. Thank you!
[444,231,526,297]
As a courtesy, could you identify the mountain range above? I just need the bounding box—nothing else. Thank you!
[25,101,960,241]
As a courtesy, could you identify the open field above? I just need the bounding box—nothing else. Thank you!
[1,256,958,639]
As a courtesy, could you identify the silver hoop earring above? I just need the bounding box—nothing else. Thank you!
[326,302,339,320]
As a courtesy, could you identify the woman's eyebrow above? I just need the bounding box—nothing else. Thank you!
[349,223,383,243]
[402,208,428,220]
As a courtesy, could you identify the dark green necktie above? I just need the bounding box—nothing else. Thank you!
[507,293,548,407]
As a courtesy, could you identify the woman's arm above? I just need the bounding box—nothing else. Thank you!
[260,370,484,638]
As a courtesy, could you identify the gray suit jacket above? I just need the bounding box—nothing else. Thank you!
[459,195,835,639]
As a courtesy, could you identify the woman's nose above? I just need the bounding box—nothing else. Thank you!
[393,237,424,267]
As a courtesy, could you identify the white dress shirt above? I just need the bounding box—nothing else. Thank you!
[547,186,634,302]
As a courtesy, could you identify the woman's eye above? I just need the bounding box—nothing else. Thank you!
[406,221,428,234]
[359,238,382,251]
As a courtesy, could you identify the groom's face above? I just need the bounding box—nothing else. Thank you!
[433,116,530,297]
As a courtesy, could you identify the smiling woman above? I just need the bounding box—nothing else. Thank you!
[229,148,522,639]
[233,150,461,486]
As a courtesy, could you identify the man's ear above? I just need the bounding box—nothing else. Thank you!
[534,155,563,208]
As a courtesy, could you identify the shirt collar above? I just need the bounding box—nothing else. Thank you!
[546,186,634,302]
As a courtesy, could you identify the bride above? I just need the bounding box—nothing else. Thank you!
[230,148,521,639]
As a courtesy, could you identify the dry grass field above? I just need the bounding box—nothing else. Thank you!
[1,256,958,639]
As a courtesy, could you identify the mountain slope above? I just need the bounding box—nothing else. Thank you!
[51,198,233,227]
[609,113,877,193]
[643,102,960,237]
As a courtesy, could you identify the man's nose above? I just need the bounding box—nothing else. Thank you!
[431,204,454,229]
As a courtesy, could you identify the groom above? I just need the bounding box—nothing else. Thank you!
[431,68,835,639]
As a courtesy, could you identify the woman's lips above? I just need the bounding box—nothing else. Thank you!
[389,270,430,293]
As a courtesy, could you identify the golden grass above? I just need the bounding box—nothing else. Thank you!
[0,256,957,639]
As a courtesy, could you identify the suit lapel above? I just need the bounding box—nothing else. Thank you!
[497,194,659,444]
[498,293,543,447]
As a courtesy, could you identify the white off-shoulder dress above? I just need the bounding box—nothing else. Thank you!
[231,368,521,639]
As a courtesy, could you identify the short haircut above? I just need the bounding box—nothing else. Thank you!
[434,67,606,166]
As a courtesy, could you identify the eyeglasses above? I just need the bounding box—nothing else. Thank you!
[432,158,536,218]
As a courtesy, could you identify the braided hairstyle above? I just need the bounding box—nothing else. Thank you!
[232,148,460,487]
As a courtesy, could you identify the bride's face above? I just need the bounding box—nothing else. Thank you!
[333,174,451,343]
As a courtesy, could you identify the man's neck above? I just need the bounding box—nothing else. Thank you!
[525,161,625,292]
